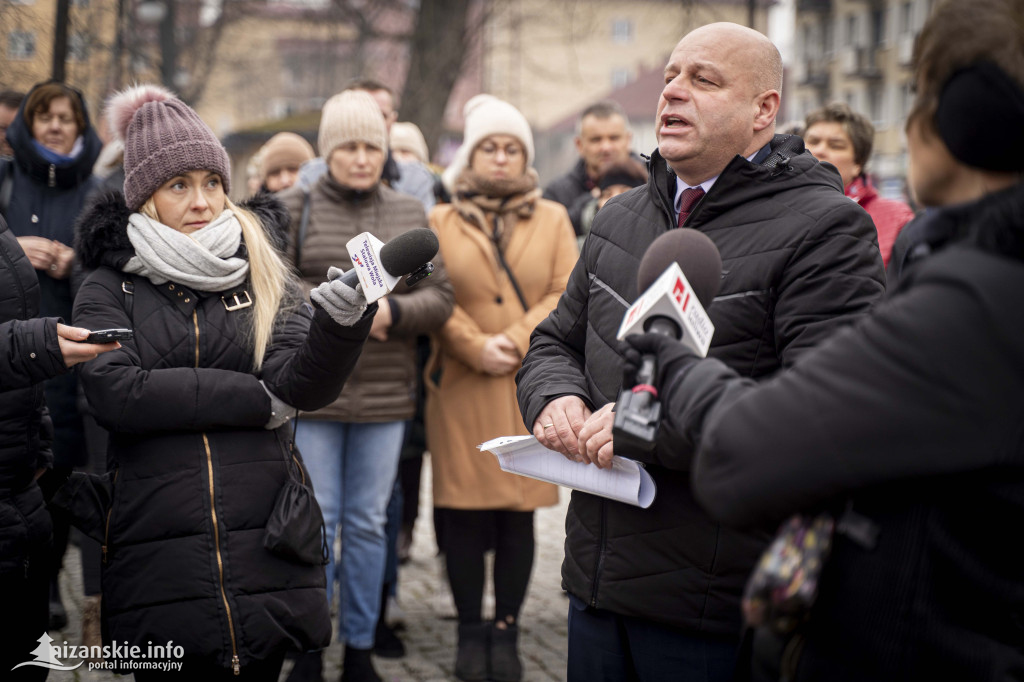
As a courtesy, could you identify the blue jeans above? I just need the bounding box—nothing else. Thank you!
[566,594,738,682]
[295,419,404,649]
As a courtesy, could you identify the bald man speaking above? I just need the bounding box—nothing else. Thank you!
[516,23,886,682]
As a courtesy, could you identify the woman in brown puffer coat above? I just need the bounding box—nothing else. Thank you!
[426,95,578,682]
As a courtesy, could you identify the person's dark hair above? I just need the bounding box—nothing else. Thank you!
[598,159,647,191]
[910,0,1024,136]
[24,81,85,133]
[344,78,393,98]
[576,100,628,135]
[0,90,25,110]
[804,102,874,168]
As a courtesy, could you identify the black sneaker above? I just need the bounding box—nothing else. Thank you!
[373,619,406,659]
[341,646,382,682]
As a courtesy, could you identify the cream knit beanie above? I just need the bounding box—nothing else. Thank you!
[390,122,430,164]
[318,90,388,158]
[442,95,535,192]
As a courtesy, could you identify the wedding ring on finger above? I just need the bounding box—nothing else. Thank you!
[543,423,555,430]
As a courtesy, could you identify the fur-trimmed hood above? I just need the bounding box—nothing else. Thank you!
[74,190,291,271]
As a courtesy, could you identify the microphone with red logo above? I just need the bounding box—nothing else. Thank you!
[612,229,723,455]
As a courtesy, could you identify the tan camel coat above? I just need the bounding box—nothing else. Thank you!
[426,196,578,510]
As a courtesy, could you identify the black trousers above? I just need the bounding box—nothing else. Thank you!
[1,539,51,681]
[438,508,535,624]
[566,593,739,682]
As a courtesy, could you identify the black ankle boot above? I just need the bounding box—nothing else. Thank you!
[49,576,67,631]
[341,645,381,682]
[373,582,406,658]
[454,622,489,681]
[489,622,522,682]
[285,650,323,682]
[374,617,406,658]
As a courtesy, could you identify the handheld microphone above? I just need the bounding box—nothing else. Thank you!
[613,229,723,455]
[342,228,439,303]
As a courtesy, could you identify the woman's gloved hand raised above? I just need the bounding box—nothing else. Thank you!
[310,266,369,327]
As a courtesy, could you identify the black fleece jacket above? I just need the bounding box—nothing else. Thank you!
[516,135,886,636]
[678,183,1024,680]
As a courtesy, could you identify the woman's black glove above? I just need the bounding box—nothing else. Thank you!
[620,333,702,393]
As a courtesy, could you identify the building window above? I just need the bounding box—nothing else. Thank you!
[7,31,36,59]
[871,9,886,47]
[69,33,89,61]
[844,15,857,47]
[868,87,885,126]
[900,1,914,34]
[611,67,631,89]
[611,19,634,45]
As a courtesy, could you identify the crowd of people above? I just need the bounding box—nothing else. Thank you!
[1,0,1021,680]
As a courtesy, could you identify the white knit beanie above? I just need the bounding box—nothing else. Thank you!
[442,95,535,192]
[318,90,388,158]
[390,122,430,164]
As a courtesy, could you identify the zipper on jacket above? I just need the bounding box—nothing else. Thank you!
[192,310,200,367]
[590,499,608,607]
[194,309,240,675]
[102,469,119,564]
[48,164,56,187]
[204,433,241,675]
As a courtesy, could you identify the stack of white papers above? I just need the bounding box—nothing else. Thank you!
[479,435,657,509]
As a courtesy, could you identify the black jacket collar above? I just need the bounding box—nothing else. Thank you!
[646,134,841,228]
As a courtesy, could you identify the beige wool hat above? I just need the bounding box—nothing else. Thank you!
[259,132,315,180]
[390,122,430,164]
[318,90,388,158]
[441,94,535,192]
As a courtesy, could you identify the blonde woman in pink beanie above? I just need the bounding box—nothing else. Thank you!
[66,84,377,679]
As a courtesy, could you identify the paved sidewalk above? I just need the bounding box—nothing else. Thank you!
[53,458,571,681]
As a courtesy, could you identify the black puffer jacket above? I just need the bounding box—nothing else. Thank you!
[517,136,886,636]
[71,191,373,670]
[0,214,65,575]
[682,183,1024,681]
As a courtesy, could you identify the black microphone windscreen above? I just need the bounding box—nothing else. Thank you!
[636,229,722,308]
[379,228,440,276]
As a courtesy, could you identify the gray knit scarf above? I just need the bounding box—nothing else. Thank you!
[125,210,250,291]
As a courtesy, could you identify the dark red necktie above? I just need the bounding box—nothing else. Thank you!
[676,186,705,227]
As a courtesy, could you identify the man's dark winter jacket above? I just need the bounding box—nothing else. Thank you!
[1,81,104,469]
[71,191,373,670]
[0,214,65,575]
[679,183,1024,680]
[517,135,886,636]
[543,153,644,236]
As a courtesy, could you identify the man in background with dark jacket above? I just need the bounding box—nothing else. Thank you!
[543,101,635,235]
[516,22,886,682]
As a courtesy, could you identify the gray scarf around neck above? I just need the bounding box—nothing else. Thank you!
[125,210,250,291]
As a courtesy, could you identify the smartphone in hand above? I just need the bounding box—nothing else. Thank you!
[82,329,134,343]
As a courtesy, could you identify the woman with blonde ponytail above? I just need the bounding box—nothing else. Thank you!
[67,84,377,679]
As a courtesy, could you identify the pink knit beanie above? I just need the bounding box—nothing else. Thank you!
[107,84,231,211]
